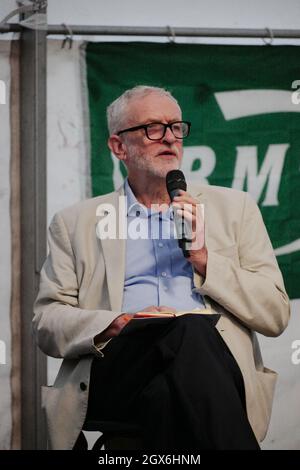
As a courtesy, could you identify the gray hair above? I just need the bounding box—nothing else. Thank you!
[106,85,179,136]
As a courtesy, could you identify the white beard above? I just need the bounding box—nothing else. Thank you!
[126,145,181,179]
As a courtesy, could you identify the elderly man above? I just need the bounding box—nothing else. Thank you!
[34,85,290,450]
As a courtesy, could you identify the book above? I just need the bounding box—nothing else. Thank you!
[133,308,212,319]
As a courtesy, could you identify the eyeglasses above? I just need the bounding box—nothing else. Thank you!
[117,121,191,141]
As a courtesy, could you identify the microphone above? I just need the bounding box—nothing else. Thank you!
[166,170,192,258]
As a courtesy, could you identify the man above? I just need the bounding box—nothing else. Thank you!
[33,85,290,450]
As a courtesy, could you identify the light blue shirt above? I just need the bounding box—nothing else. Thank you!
[121,179,204,313]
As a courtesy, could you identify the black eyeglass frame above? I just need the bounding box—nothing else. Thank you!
[116,121,191,141]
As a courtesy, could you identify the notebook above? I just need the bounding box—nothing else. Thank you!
[133,308,212,318]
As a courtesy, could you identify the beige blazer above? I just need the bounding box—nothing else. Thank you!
[33,183,290,450]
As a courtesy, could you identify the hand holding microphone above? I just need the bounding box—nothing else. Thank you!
[166,170,193,257]
[166,170,207,275]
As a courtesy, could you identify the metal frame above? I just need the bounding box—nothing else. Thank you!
[1,24,300,38]
[20,1,47,449]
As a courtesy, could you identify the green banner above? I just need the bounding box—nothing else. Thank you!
[85,42,300,299]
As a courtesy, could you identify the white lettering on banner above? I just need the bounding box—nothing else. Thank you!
[0,340,6,365]
[0,80,6,105]
[291,340,300,365]
[274,238,300,256]
[232,144,289,206]
[291,80,300,105]
[215,89,300,119]
[182,146,216,185]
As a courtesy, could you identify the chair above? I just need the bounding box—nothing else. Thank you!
[83,420,142,450]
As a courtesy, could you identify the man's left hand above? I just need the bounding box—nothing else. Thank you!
[172,190,207,277]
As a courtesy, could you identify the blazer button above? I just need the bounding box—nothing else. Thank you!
[80,382,87,391]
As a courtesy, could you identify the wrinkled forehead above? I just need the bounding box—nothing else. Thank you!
[125,92,182,126]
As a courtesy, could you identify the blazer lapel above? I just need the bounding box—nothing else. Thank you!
[190,187,209,247]
[189,186,213,311]
[189,186,226,331]
[99,187,126,312]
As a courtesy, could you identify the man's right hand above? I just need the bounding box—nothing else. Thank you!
[94,306,176,343]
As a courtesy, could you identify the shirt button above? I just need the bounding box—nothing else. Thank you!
[161,272,167,277]
[158,242,164,248]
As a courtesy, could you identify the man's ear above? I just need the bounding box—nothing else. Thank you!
[108,135,127,161]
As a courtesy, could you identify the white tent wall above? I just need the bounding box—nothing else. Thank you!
[0,0,300,450]
[47,40,90,225]
[46,0,300,31]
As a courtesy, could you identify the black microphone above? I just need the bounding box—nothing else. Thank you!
[166,170,192,258]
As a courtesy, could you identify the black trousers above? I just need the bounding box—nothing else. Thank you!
[85,314,260,450]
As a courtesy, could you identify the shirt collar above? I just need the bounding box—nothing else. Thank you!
[124,178,174,220]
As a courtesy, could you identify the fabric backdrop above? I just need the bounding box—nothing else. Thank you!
[85,42,300,299]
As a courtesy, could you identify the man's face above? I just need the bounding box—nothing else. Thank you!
[121,93,184,179]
